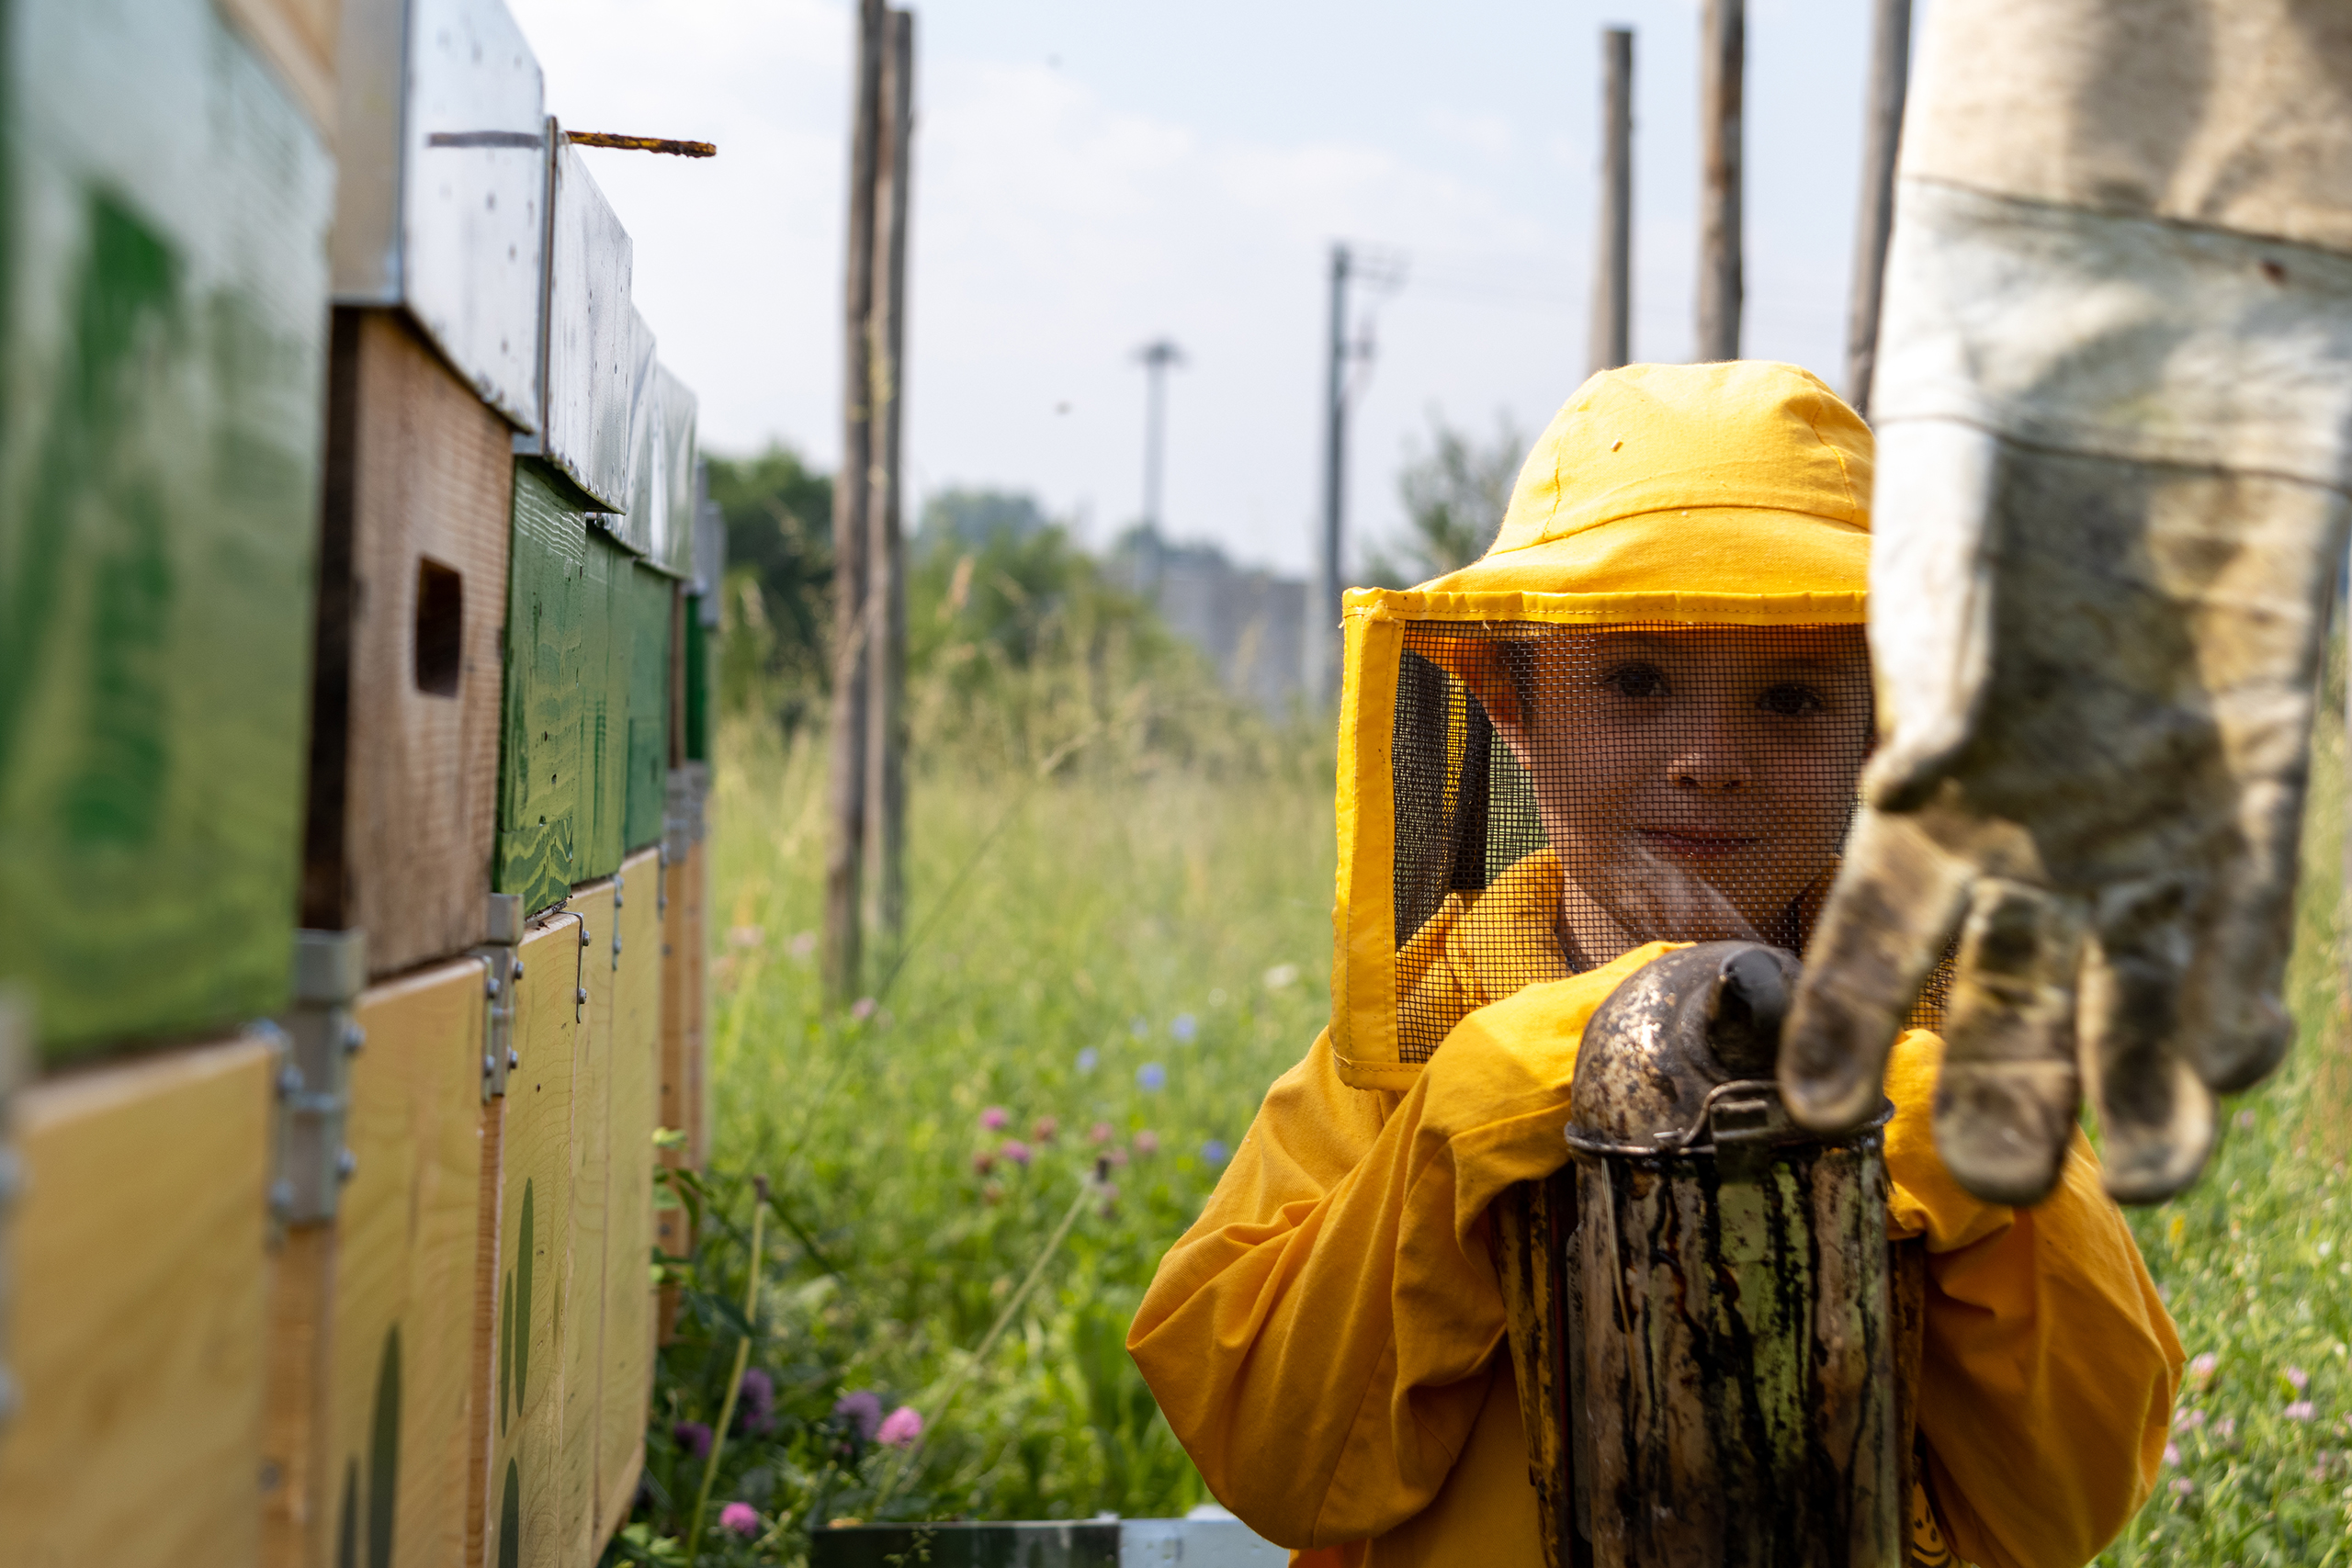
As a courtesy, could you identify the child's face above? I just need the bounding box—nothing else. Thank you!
[1488,624,1872,966]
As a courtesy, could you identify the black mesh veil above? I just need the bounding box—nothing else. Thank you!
[1388,619,1949,1065]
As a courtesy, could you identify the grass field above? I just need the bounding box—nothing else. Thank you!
[614,704,2352,1566]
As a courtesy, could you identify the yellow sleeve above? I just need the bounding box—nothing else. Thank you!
[1882,1032,2185,1568]
[1125,945,1670,1549]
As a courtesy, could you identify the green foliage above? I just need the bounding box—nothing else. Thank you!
[707,446,834,735]
[1362,413,1524,588]
[608,717,1334,1563]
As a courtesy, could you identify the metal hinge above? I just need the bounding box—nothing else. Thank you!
[612,874,626,969]
[0,987,28,1436]
[271,930,368,1225]
[474,894,525,1101]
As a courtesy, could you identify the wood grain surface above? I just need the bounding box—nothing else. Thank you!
[497,468,592,916]
[305,308,514,974]
[600,847,663,1539]
[0,1037,276,1568]
[563,878,619,1566]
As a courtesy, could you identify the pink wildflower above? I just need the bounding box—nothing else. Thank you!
[1132,1130,1160,1157]
[2170,1478,2193,1497]
[877,1405,923,1447]
[1104,1145,1130,1168]
[2188,1351,2219,1388]
[2216,1416,2236,1440]
[1000,1139,1033,1167]
[2287,1365,2311,1393]
[2164,1443,2180,1466]
[850,996,877,1022]
[2175,1407,2206,1431]
[1033,1116,1059,1143]
[2286,1401,2316,1421]
[1089,1121,1116,1145]
[720,1503,760,1536]
[980,1106,1010,1132]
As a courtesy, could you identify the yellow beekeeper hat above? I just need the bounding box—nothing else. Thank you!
[1328,360,1875,1089]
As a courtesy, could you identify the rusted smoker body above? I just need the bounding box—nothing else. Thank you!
[1500,943,1924,1568]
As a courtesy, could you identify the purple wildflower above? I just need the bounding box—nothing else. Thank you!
[1001,1139,1033,1167]
[736,1368,775,1435]
[1075,1047,1100,1074]
[2234,1109,2257,1131]
[720,1502,761,1536]
[980,1106,1010,1132]
[1136,1063,1167,1092]
[833,1390,884,1442]
[673,1420,713,1459]
[1171,1013,1198,1043]
[877,1405,923,1447]
[1202,1138,1231,1164]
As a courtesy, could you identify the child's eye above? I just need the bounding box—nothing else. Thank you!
[1758,681,1825,717]
[1603,660,1667,701]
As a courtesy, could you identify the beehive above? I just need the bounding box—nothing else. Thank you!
[0,0,334,1058]
[497,466,593,916]
[303,309,517,974]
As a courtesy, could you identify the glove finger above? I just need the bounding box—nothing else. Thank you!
[1931,878,2085,1207]
[1781,807,1973,1133]
[2180,779,2300,1094]
[2080,875,2220,1203]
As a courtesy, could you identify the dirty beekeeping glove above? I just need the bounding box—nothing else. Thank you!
[1781,0,2352,1204]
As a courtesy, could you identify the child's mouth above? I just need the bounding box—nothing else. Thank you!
[1636,828,1758,861]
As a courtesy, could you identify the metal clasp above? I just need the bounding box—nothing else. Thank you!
[273,930,368,1224]
[474,894,525,1101]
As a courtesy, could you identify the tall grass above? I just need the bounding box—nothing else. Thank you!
[616,692,2352,1568]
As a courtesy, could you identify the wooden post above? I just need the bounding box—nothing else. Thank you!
[1696,0,1744,362]
[1589,28,1634,375]
[865,9,913,949]
[1845,0,1912,414]
[824,0,888,1006]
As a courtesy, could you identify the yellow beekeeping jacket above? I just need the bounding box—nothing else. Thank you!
[1129,936,2180,1568]
[1128,364,2183,1568]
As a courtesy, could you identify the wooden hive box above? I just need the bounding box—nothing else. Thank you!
[560,878,617,1566]
[574,536,638,885]
[600,845,665,1538]
[624,565,676,854]
[302,309,517,976]
[479,902,591,1568]
[0,1036,278,1568]
[260,955,495,1568]
[0,0,334,1060]
[497,465,594,918]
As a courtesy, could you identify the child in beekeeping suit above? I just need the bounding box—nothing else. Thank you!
[1128,363,2181,1568]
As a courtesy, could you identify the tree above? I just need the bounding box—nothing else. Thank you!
[707,446,834,731]
[1363,413,1526,587]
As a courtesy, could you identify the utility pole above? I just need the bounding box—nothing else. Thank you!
[1696,0,1744,361]
[864,6,913,950]
[1845,0,1912,414]
[823,0,886,1006]
[1589,27,1634,375]
[1317,243,1350,704]
[1136,339,1184,534]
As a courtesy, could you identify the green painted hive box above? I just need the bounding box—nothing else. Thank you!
[0,0,335,1059]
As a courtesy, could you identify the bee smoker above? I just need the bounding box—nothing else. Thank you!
[1498,942,1909,1568]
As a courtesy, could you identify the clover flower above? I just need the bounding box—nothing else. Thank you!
[1136,1063,1167,1092]
[1090,1121,1116,1145]
[673,1420,713,1459]
[720,1503,760,1536]
[737,1368,775,1436]
[877,1405,923,1447]
[2287,1365,2311,1393]
[833,1391,884,1442]
[1132,1130,1159,1157]
[2164,1443,2179,1466]
[2188,1351,2219,1389]
[850,996,877,1022]
[980,1106,1010,1132]
[2170,1478,2193,1497]
[2175,1407,2206,1431]
[2286,1401,2316,1421]
[1001,1139,1033,1167]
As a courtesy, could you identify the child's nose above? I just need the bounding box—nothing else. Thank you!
[1668,716,1752,793]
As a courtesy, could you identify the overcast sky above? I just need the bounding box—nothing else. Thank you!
[509,0,1894,576]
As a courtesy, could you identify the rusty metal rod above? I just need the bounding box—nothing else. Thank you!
[564,131,717,157]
